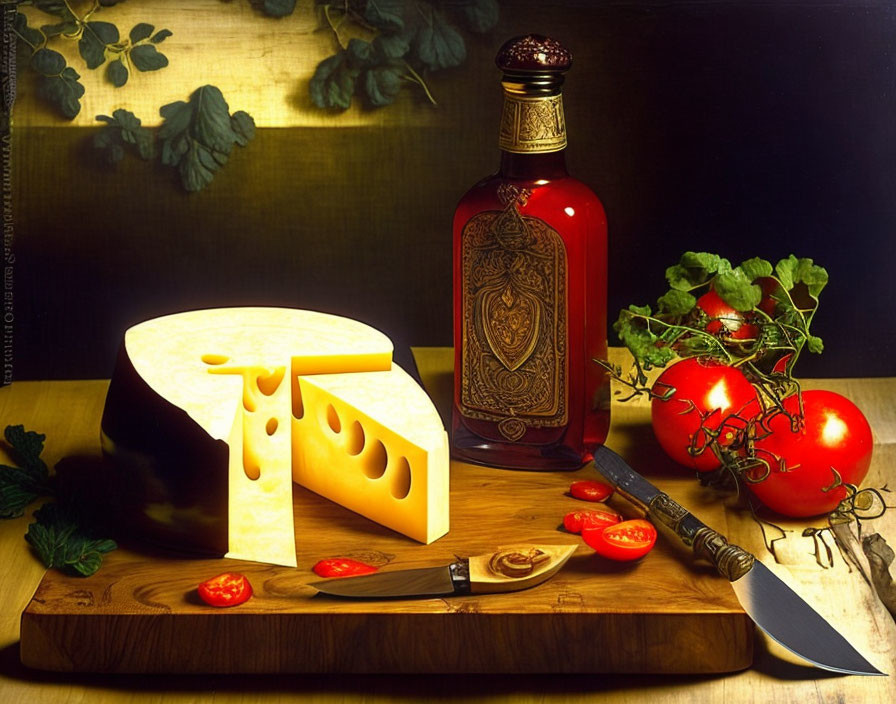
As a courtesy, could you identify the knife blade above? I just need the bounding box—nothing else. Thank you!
[309,544,577,598]
[593,444,885,676]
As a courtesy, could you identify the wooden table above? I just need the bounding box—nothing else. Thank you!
[0,348,894,702]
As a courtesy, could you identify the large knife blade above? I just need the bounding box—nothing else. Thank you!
[309,544,577,598]
[593,445,885,676]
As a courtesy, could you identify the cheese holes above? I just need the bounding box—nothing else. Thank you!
[256,368,285,396]
[201,354,230,366]
[326,404,342,434]
[266,418,278,436]
[391,457,412,500]
[363,439,388,479]
[291,375,304,420]
[346,420,365,455]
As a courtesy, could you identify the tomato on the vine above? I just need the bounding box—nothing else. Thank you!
[746,390,873,517]
[569,480,614,502]
[582,519,657,561]
[651,358,759,471]
[563,508,622,534]
[197,572,253,607]
[696,290,759,341]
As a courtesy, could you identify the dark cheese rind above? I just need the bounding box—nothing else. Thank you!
[101,343,228,557]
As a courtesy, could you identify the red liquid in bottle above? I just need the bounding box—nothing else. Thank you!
[452,36,610,470]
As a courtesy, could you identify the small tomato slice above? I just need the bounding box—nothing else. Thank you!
[569,480,613,502]
[197,572,253,607]
[583,519,658,562]
[563,509,622,534]
[313,557,379,578]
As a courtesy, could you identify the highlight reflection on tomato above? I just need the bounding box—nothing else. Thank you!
[747,390,873,517]
[651,358,759,471]
[582,519,657,561]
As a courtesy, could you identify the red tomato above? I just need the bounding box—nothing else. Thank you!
[563,508,622,534]
[651,358,759,471]
[746,390,873,517]
[696,290,759,341]
[569,480,614,502]
[312,557,379,578]
[197,572,253,607]
[582,519,658,561]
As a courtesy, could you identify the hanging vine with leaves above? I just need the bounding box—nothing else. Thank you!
[10,0,499,190]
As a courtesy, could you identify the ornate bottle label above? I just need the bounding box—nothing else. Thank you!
[498,93,567,154]
[459,189,568,442]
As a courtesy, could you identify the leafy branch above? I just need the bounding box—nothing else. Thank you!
[0,425,116,577]
[14,0,171,118]
[92,86,256,192]
[611,251,829,388]
[310,0,499,110]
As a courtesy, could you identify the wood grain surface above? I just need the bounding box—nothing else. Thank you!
[1,349,895,701]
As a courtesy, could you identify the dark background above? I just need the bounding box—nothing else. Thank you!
[11,1,896,380]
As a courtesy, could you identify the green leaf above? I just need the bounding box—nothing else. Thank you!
[129,23,155,43]
[365,0,405,32]
[0,425,50,519]
[32,1,73,17]
[309,53,359,110]
[230,110,256,147]
[807,335,824,354]
[15,13,46,49]
[25,503,117,577]
[151,29,173,44]
[106,58,128,87]
[39,20,78,39]
[714,269,762,311]
[738,256,773,282]
[35,61,85,119]
[665,251,732,291]
[363,65,403,107]
[31,48,66,76]
[414,8,466,71]
[612,306,676,371]
[347,38,375,67]
[79,21,120,69]
[373,33,411,60]
[5,425,48,474]
[656,289,696,316]
[94,109,153,162]
[130,44,169,72]
[450,0,499,33]
[775,255,829,298]
[159,85,253,192]
[263,0,297,17]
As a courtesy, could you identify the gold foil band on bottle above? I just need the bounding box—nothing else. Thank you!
[498,93,567,154]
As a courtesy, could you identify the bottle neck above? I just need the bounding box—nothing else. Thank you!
[497,86,568,181]
[499,150,568,180]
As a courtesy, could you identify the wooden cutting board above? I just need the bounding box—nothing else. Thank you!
[18,349,753,674]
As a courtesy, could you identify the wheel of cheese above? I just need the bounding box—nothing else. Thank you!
[100,307,450,566]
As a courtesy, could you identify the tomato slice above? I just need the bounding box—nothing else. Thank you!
[582,519,658,561]
[569,480,614,502]
[197,572,253,607]
[562,508,622,534]
[313,557,379,578]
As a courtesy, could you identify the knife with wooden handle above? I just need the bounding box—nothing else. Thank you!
[593,444,885,676]
[309,544,577,598]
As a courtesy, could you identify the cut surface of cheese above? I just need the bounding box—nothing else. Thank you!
[293,365,450,544]
[101,307,449,566]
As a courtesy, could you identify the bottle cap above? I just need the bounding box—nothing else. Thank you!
[495,35,572,73]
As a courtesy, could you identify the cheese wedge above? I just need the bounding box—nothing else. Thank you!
[100,307,449,566]
[293,366,449,544]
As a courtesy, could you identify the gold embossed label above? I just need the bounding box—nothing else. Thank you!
[460,198,568,440]
[498,93,567,154]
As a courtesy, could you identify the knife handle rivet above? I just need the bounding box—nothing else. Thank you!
[693,527,755,581]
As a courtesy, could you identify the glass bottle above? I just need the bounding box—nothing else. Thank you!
[452,35,610,470]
